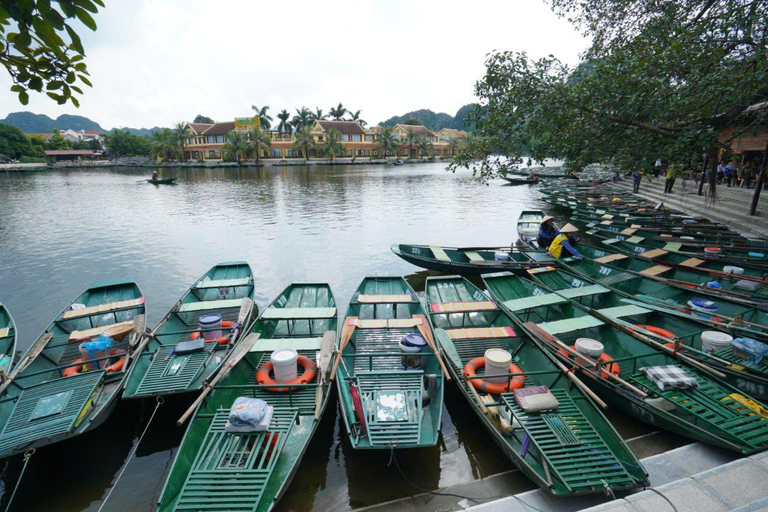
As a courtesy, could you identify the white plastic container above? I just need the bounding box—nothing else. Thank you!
[701,331,733,353]
[199,314,223,341]
[723,265,744,275]
[494,251,509,261]
[485,348,512,384]
[270,348,298,383]
[575,338,605,358]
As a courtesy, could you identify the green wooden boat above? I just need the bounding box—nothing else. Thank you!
[335,276,444,449]
[517,210,548,249]
[588,222,767,248]
[0,304,16,373]
[501,175,540,185]
[425,275,648,495]
[576,243,768,304]
[527,265,768,400]
[483,271,768,454]
[158,283,337,512]
[0,280,146,458]
[123,262,255,399]
[147,178,177,185]
[391,243,556,275]
[571,211,726,230]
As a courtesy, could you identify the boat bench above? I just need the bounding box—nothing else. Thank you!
[445,326,516,339]
[261,307,336,320]
[640,264,673,276]
[502,294,567,313]
[594,253,629,264]
[250,337,323,352]
[347,317,423,329]
[68,320,134,342]
[638,248,669,259]
[429,301,496,313]
[0,328,9,339]
[178,298,244,313]
[62,297,145,320]
[539,316,604,335]
[356,294,412,303]
[193,278,251,289]
[430,246,451,262]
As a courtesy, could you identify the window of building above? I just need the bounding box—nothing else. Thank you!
[216,135,224,143]
[270,149,281,157]
[341,134,350,142]
[207,136,215,143]
[365,135,374,141]
[351,134,361,142]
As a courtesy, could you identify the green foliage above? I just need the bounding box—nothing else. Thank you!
[375,126,400,157]
[0,111,104,132]
[329,102,347,121]
[291,107,313,130]
[222,131,247,163]
[451,0,768,181]
[18,155,45,163]
[405,128,419,158]
[251,105,272,130]
[193,114,214,124]
[293,126,317,160]
[45,131,72,150]
[277,109,292,134]
[322,128,344,161]
[347,109,366,127]
[380,109,463,131]
[247,126,271,164]
[417,135,433,158]
[0,0,103,106]
[0,123,33,158]
[313,108,326,121]
[174,122,193,162]
[104,129,150,157]
[150,128,179,161]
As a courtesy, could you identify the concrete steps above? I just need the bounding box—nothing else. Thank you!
[612,179,768,239]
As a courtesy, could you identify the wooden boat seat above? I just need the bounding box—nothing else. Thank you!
[502,294,567,312]
[177,298,244,313]
[193,277,251,289]
[600,220,613,225]
[464,251,484,261]
[445,326,516,339]
[680,258,705,268]
[527,266,557,275]
[429,301,496,313]
[356,371,423,447]
[619,228,637,235]
[539,316,604,335]
[261,307,336,320]
[68,320,134,342]
[347,317,423,329]
[0,328,9,338]
[637,248,669,259]
[660,234,673,238]
[625,236,645,244]
[662,242,682,252]
[62,297,145,320]
[174,407,298,511]
[594,253,628,264]
[250,337,323,352]
[557,284,610,299]
[640,265,673,276]
[357,294,412,303]
[430,246,451,262]
[0,371,104,455]
[595,304,651,319]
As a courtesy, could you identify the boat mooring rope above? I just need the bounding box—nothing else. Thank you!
[97,396,163,512]
[4,448,34,512]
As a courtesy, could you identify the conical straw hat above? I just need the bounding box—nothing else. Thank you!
[560,223,579,234]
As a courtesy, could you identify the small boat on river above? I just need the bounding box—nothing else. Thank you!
[147,178,177,185]
[335,276,445,449]
[158,283,337,512]
[0,280,146,458]
[425,275,648,495]
[516,210,548,249]
[502,175,540,185]
[123,262,255,399]
[391,243,556,275]
[0,304,16,373]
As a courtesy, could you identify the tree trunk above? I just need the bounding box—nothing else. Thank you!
[750,141,768,216]
[697,152,710,196]
[707,153,718,201]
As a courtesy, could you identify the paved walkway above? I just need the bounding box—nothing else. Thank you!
[613,177,768,238]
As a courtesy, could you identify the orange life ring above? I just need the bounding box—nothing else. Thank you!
[189,320,235,345]
[256,355,317,392]
[463,357,524,395]
[558,345,620,379]
[64,349,127,377]
[63,358,85,377]
[634,324,677,339]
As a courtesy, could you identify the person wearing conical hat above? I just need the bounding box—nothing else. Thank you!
[537,215,559,249]
[548,223,583,259]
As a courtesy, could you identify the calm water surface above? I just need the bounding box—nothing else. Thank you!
[0,163,648,511]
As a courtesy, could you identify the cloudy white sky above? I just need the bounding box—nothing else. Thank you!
[0,0,588,129]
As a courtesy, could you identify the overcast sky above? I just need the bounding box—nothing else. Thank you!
[0,0,588,129]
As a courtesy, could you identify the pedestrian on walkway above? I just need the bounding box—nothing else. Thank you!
[717,161,726,184]
[663,165,678,194]
[724,163,734,187]
[633,172,641,193]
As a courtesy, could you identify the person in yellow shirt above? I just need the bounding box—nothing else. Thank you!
[548,223,583,259]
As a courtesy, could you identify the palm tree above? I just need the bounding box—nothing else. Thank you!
[291,107,313,130]
[329,102,347,121]
[417,136,433,159]
[277,109,292,135]
[322,128,344,161]
[174,122,193,162]
[247,126,272,165]
[293,125,318,161]
[223,131,247,163]
[348,109,366,127]
[150,128,180,162]
[313,108,326,121]
[251,105,273,130]
[405,128,419,159]
[375,126,400,158]
[447,135,465,157]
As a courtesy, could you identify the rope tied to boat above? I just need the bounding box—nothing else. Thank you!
[4,448,34,512]
[96,396,164,512]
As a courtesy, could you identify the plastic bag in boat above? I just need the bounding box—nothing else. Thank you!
[731,338,768,365]
[80,334,114,369]
[229,397,268,427]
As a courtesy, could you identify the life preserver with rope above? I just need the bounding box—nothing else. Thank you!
[463,357,524,394]
[256,355,317,392]
[63,349,127,377]
[557,345,620,379]
[633,324,676,339]
[189,320,236,345]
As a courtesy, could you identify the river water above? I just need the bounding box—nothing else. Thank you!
[0,163,662,511]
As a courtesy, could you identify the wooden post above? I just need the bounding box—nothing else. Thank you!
[749,140,768,216]
[697,152,710,196]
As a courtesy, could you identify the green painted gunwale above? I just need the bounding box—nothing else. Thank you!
[391,243,556,275]
[0,304,17,370]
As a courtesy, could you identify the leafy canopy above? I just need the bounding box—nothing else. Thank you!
[0,0,103,107]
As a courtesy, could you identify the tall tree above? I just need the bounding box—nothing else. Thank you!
[347,109,366,127]
[374,126,400,158]
[150,128,180,162]
[193,114,214,124]
[417,136,433,159]
[291,107,313,129]
[45,131,72,150]
[313,108,326,121]
[329,102,347,121]
[405,128,419,159]
[174,122,193,162]
[251,105,272,130]
[447,135,465,158]
[276,109,292,135]
[222,131,247,163]
[293,126,318,161]
[1,0,103,107]
[322,128,344,161]
[247,126,272,165]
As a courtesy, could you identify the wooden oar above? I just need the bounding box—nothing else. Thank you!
[228,298,255,346]
[330,318,356,381]
[413,314,451,380]
[0,332,52,396]
[434,328,488,414]
[177,332,261,426]
[128,314,146,347]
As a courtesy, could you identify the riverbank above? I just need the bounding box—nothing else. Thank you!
[0,156,449,172]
